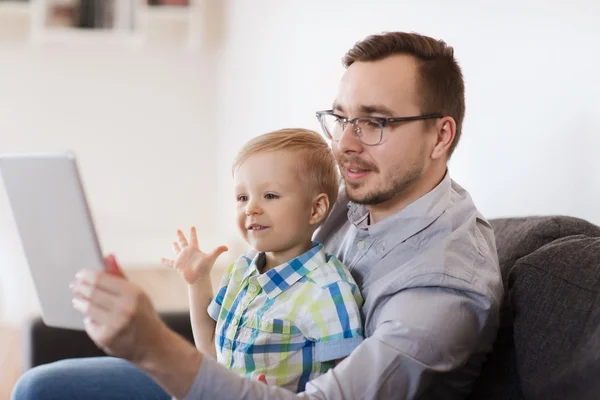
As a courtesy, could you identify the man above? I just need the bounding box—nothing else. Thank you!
[12,32,503,400]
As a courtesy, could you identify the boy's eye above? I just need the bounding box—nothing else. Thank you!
[264,193,279,200]
[237,195,248,202]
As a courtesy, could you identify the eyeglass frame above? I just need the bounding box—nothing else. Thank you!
[315,110,444,146]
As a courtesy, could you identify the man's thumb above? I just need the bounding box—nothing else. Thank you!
[105,254,126,278]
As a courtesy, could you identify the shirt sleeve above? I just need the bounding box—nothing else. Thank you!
[184,286,496,400]
[206,262,236,322]
[301,281,364,362]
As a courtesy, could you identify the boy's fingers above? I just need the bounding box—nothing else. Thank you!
[177,230,188,248]
[190,226,199,247]
[208,246,228,264]
[172,242,181,254]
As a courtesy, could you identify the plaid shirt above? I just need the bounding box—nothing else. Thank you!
[207,242,364,392]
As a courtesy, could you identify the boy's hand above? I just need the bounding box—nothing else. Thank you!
[161,226,228,285]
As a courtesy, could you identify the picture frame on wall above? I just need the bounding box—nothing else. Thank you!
[42,0,136,30]
[148,0,189,6]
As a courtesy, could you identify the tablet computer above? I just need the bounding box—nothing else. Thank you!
[0,152,105,331]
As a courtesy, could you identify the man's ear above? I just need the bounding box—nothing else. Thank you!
[431,116,456,160]
[309,193,330,226]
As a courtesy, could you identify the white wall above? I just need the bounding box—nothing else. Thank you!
[1,0,599,324]
[0,6,230,324]
[213,0,600,230]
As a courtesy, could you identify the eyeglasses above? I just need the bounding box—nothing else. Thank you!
[315,110,444,146]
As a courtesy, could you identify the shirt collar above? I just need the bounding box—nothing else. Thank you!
[347,171,452,246]
[247,241,326,299]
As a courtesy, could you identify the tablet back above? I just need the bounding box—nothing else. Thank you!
[0,152,104,330]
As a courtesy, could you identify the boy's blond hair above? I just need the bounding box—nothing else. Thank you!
[232,128,339,208]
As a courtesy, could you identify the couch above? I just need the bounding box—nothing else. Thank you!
[21,216,600,399]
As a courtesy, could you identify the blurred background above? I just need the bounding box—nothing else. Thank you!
[0,0,598,396]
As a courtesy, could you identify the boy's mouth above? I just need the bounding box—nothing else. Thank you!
[247,224,269,231]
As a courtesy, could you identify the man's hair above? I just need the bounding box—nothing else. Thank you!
[232,128,339,207]
[343,32,465,158]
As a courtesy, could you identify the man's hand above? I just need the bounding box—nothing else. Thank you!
[161,226,228,284]
[71,254,204,399]
[70,254,168,364]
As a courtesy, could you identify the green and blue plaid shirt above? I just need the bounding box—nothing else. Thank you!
[208,242,364,392]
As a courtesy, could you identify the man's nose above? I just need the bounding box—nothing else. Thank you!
[337,122,363,153]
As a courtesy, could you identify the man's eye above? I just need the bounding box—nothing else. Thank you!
[265,193,279,200]
[365,119,381,128]
[237,195,248,202]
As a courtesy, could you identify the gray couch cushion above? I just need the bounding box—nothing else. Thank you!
[468,216,600,400]
[509,235,600,400]
[493,216,600,276]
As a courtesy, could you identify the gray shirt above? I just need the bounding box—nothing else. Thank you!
[184,173,503,400]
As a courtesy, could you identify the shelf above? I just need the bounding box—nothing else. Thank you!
[31,27,143,46]
[0,1,31,15]
[1,0,198,47]
[144,5,190,22]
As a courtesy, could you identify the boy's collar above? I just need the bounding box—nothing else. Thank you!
[243,242,326,299]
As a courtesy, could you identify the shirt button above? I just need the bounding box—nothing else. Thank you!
[231,319,238,326]
[248,284,258,293]
[357,240,365,249]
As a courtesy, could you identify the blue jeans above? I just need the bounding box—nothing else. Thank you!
[11,357,171,400]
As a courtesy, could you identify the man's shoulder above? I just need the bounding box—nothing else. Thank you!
[401,179,500,296]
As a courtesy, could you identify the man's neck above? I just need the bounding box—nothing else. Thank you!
[368,167,447,225]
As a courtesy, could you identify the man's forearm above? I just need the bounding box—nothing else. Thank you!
[137,322,204,400]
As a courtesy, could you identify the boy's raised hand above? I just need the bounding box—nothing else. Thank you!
[161,226,228,285]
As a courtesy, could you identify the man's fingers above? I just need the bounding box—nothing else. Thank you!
[177,230,188,248]
[190,226,198,247]
[72,296,90,315]
[75,300,128,332]
[74,269,135,297]
[71,282,117,311]
[105,254,126,278]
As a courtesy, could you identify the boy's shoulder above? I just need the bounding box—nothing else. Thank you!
[304,252,357,290]
[223,249,260,279]
[226,246,357,291]
[233,249,259,268]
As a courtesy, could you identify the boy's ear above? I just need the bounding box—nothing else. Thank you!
[309,193,329,226]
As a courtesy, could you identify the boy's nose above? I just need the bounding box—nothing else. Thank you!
[245,201,262,216]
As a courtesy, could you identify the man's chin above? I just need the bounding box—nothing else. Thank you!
[345,183,401,206]
[346,186,377,205]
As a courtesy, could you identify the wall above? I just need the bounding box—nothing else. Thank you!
[0,4,227,324]
[1,0,599,324]
[213,0,600,234]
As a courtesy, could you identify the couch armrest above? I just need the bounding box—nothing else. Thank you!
[22,311,194,371]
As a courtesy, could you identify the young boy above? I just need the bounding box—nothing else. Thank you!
[161,128,363,392]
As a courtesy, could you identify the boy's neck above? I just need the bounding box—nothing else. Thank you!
[261,240,314,274]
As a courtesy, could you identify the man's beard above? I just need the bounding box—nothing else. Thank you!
[343,161,424,206]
